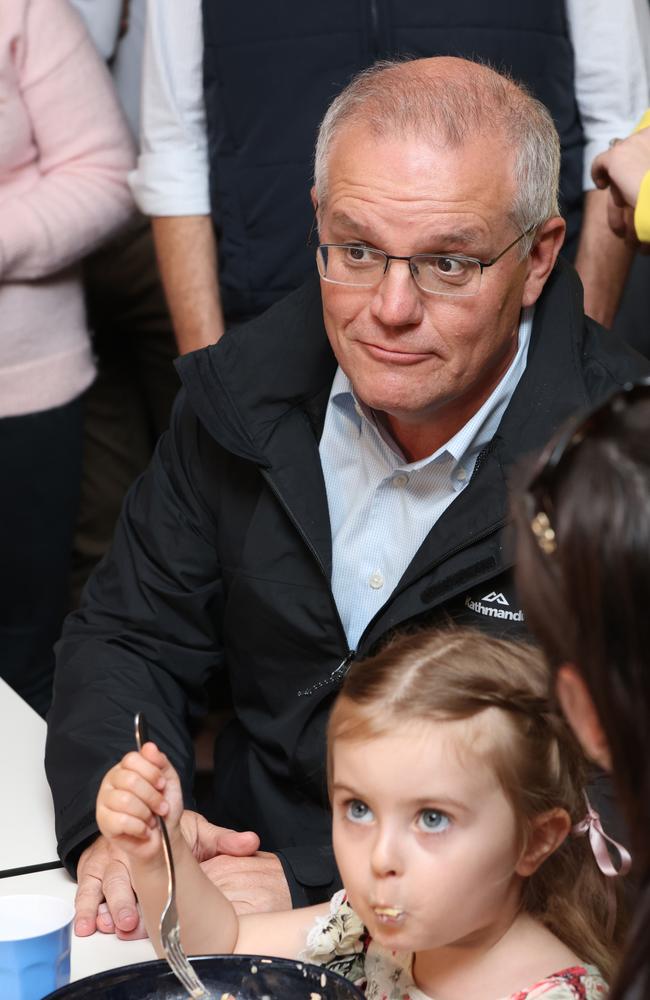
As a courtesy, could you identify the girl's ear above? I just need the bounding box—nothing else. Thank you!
[516,807,571,876]
[556,664,611,771]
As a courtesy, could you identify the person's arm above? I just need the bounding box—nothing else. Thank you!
[152,216,224,352]
[565,0,650,325]
[45,390,291,936]
[131,0,223,351]
[0,0,135,282]
[96,743,321,956]
[573,190,635,326]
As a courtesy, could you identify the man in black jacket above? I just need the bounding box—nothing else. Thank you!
[46,57,648,939]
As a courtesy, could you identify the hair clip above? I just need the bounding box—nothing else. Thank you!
[572,793,632,939]
[530,510,557,555]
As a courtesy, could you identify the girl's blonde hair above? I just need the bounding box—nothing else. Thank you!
[327,628,625,981]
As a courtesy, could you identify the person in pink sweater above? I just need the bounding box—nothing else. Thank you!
[0,0,135,715]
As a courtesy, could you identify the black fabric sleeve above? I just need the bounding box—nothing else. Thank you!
[276,844,342,908]
[45,390,225,872]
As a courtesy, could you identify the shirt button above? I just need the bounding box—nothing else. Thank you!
[392,473,408,488]
[369,570,385,589]
[456,467,467,481]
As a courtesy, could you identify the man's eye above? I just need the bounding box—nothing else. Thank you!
[435,256,467,275]
[417,809,451,833]
[413,255,474,287]
[344,246,376,264]
[345,799,374,823]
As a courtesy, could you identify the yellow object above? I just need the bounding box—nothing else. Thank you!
[634,109,650,132]
[633,110,650,241]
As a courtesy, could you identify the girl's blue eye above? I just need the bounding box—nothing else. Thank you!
[345,799,374,824]
[417,809,451,833]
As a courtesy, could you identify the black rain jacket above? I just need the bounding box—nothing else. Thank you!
[46,260,648,903]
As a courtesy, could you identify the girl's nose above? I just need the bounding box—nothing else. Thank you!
[370,827,403,878]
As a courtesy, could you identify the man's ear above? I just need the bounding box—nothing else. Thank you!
[556,664,611,771]
[310,186,318,212]
[516,807,571,876]
[521,216,566,307]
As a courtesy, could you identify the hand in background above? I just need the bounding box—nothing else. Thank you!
[592,128,650,248]
[200,851,292,914]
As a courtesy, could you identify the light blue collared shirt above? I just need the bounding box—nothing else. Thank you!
[319,306,534,649]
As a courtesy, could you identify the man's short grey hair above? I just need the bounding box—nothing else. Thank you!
[313,59,561,257]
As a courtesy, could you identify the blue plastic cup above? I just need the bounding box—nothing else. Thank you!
[0,894,74,1000]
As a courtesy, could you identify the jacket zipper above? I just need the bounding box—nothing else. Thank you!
[296,650,356,698]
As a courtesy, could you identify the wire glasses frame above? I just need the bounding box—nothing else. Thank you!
[524,378,650,557]
[307,217,537,297]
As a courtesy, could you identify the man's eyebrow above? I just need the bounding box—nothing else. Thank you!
[328,211,380,242]
[426,227,487,251]
[326,212,487,252]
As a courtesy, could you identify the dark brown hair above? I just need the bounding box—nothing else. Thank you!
[328,628,623,980]
[514,394,650,998]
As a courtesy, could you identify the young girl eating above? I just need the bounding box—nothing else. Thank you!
[96,629,625,999]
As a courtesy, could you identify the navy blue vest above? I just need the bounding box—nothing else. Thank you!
[202,1,582,322]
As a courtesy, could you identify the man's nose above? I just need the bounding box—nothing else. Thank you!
[369,258,424,328]
[370,826,404,878]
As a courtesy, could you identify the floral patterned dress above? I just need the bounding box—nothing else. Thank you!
[299,890,608,1000]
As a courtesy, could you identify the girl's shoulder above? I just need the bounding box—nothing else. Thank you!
[299,889,370,984]
[510,964,608,1000]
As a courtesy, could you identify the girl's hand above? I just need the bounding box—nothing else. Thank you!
[96,742,184,864]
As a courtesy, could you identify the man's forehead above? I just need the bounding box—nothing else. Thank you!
[318,122,517,250]
[325,123,514,202]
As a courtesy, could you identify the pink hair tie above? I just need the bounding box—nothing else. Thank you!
[572,793,632,938]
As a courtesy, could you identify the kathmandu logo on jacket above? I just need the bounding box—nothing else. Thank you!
[465,591,524,622]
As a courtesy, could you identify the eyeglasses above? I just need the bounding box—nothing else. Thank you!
[524,378,650,556]
[310,225,537,297]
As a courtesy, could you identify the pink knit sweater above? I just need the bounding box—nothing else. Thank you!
[0,0,136,417]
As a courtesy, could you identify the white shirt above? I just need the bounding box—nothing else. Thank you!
[130,0,650,217]
[319,308,534,650]
[69,0,146,140]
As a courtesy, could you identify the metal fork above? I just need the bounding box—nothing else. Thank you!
[135,712,211,999]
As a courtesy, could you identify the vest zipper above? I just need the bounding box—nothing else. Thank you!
[369,0,380,56]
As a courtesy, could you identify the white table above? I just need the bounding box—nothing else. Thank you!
[0,680,158,983]
[0,867,156,982]
[0,678,60,875]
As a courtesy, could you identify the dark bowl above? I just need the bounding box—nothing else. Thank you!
[44,954,365,1000]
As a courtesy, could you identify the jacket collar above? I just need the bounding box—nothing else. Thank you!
[176,274,334,466]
